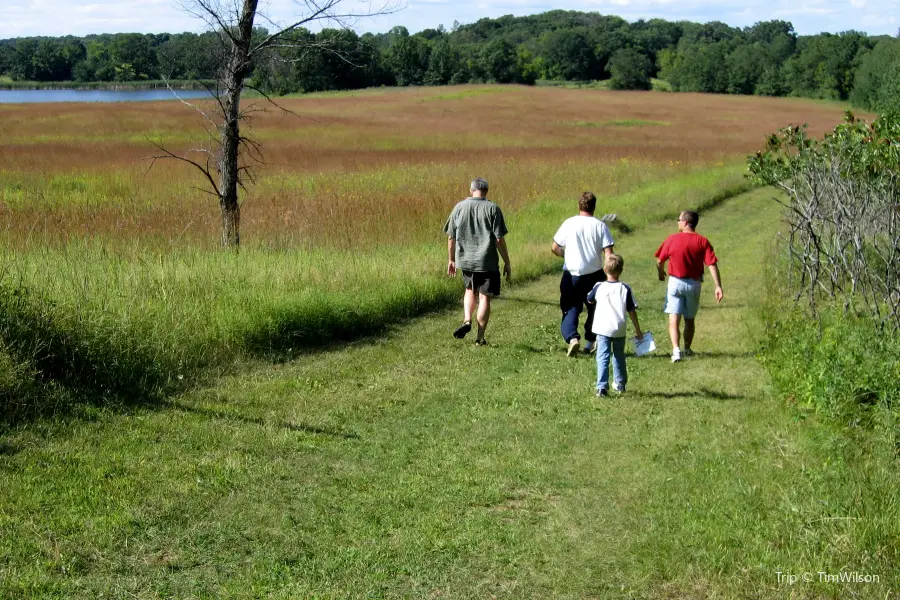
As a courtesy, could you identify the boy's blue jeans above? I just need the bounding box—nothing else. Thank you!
[596,335,627,392]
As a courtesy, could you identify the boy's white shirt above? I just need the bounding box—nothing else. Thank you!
[590,281,635,338]
[553,216,615,276]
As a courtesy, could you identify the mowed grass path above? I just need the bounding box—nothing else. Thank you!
[2,190,897,598]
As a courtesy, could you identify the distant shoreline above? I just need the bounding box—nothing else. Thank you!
[0,80,215,91]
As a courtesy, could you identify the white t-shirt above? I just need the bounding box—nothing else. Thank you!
[588,281,637,338]
[553,215,615,276]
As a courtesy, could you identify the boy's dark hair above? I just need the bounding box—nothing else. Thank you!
[579,192,597,214]
[681,210,699,228]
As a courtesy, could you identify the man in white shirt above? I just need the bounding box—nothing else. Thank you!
[551,192,616,357]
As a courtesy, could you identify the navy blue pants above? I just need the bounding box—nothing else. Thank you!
[559,269,605,343]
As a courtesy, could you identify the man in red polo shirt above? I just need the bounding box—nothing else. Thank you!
[654,210,723,363]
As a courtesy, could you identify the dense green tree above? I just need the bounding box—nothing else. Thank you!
[30,40,69,81]
[755,65,789,96]
[540,28,599,80]
[629,18,682,75]
[607,48,652,90]
[0,10,893,110]
[424,38,459,85]
[681,20,741,44]
[0,43,13,76]
[109,33,157,80]
[668,41,730,93]
[851,38,900,111]
[479,38,521,83]
[9,38,39,80]
[415,26,445,41]
[782,32,868,99]
[589,15,632,78]
[386,28,430,85]
[725,43,767,95]
[157,33,221,79]
[77,39,116,81]
[745,20,796,74]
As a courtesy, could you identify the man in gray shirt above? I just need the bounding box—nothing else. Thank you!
[443,178,511,345]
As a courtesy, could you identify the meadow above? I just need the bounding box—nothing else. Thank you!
[2,86,897,597]
[0,85,854,414]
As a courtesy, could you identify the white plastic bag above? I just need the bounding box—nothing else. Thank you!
[630,332,656,356]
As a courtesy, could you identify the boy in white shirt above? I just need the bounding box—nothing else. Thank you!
[587,254,644,397]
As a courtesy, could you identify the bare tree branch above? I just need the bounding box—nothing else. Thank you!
[146,138,222,198]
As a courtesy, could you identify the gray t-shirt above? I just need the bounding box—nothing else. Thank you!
[443,197,509,272]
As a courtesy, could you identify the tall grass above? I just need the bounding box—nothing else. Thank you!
[0,85,853,417]
[0,165,750,418]
[759,301,899,430]
[758,246,898,459]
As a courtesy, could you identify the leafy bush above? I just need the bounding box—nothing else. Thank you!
[759,302,899,426]
[748,111,900,330]
[751,112,900,441]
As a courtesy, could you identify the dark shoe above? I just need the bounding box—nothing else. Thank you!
[474,338,487,346]
[453,321,472,339]
[596,388,609,397]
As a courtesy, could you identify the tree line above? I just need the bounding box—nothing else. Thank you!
[1,11,898,111]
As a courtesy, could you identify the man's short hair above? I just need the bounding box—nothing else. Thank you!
[579,192,597,214]
[681,210,699,228]
[604,253,624,276]
[470,178,489,193]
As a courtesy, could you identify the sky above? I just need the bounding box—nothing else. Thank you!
[2,0,898,39]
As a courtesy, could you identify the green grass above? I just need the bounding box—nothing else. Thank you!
[651,78,672,92]
[1,189,896,597]
[535,79,671,92]
[568,119,671,128]
[0,164,750,417]
[536,79,611,90]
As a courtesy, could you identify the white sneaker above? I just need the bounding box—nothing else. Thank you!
[671,349,682,363]
[567,338,581,357]
[612,383,624,393]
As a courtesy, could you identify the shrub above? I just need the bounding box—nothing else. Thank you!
[748,111,900,331]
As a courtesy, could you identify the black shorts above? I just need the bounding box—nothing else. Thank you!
[462,270,501,297]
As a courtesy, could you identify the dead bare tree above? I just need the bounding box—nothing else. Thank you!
[749,114,900,331]
[153,0,400,247]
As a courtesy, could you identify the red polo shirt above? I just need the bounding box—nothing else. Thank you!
[655,232,718,280]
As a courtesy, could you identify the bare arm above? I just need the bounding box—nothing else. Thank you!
[708,263,723,303]
[447,237,456,276]
[628,310,644,340]
[656,258,667,281]
[551,241,565,258]
[604,246,615,257]
[497,237,512,282]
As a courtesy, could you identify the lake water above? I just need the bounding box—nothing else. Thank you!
[0,89,214,104]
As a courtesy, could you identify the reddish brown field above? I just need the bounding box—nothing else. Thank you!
[0,85,853,248]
